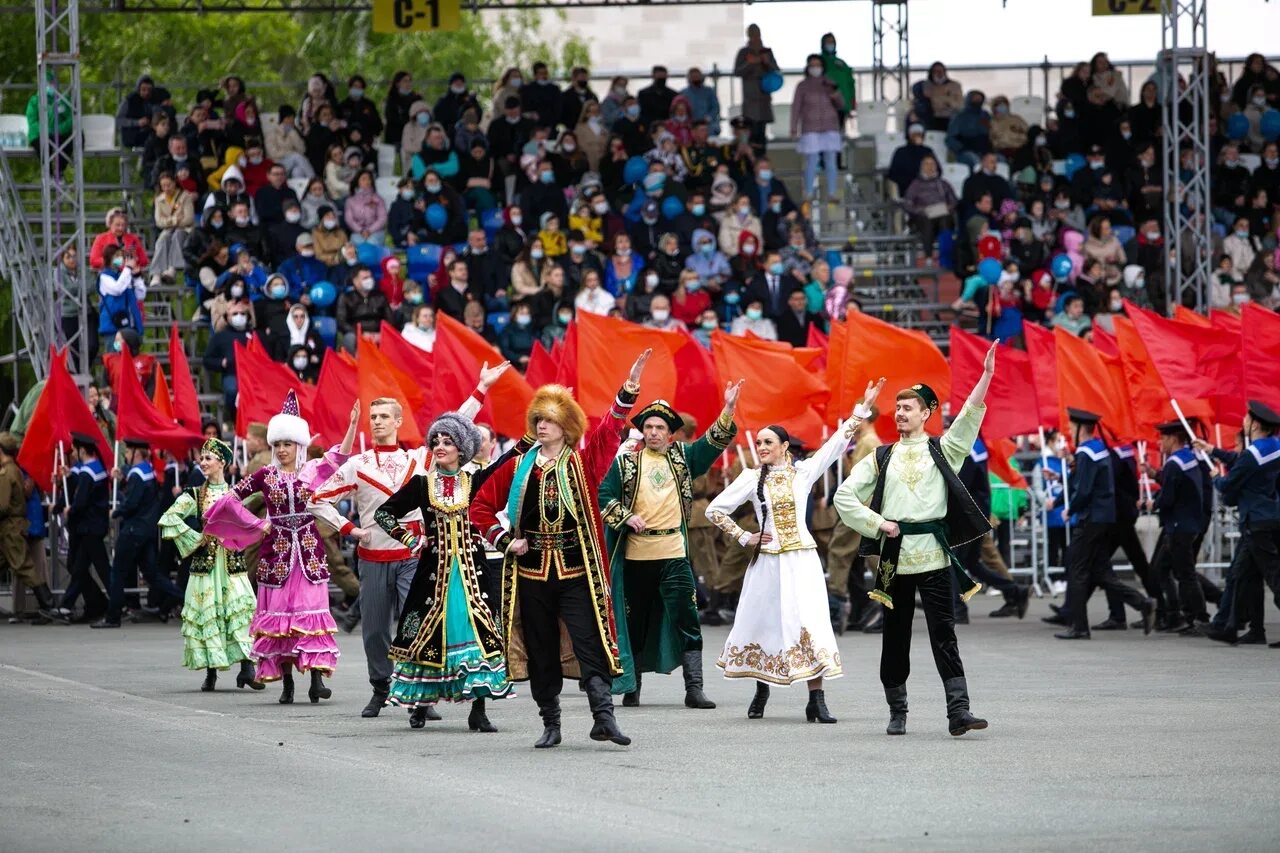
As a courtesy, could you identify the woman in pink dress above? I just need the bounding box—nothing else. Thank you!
[209,392,359,704]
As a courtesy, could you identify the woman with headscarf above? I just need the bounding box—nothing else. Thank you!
[372,410,515,730]
[705,379,883,724]
[160,437,263,692]
[204,393,359,704]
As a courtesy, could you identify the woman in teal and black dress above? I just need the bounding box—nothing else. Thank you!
[374,410,513,730]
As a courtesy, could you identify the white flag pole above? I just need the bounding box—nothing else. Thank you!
[1170,399,1212,465]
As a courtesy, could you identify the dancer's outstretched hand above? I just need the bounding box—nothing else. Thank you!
[860,377,887,410]
[478,360,511,391]
[984,340,998,374]
[627,348,653,387]
[723,379,744,413]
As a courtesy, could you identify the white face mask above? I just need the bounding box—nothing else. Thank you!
[807,66,823,78]
[323,218,338,230]
[285,210,301,224]
[229,285,245,299]
[292,356,309,370]
[651,309,670,322]
[229,314,248,329]
[234,216,250,227]
[645,273,659,290]
[510,214,523,226]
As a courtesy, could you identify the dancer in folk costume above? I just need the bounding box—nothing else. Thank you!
[471,351,652,749]
[706,379,883,724]
[373,410,513,730]
[205,393,359,704]
[160,437,263,692]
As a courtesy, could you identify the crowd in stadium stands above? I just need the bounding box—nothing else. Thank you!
[64,37,1280,422]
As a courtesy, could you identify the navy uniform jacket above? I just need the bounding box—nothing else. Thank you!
[959,438,993,518]
[67,458,110,537]
[112,459,161,536]
[1156,447,1205,534]
[1212,437,1280,530]
[1070,438,1116,525]
[1111,444,1141,524]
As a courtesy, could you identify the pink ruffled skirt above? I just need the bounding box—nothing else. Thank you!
[249,552,340,681]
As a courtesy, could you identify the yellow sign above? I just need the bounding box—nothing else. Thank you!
[1092,0,1161,15]
[372,0,461,33]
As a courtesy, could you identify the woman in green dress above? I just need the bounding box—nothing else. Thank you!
[374,411,513,730]
[159,437,263,692]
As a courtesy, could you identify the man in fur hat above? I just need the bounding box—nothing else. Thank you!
[471,351,652,749]
[599,383,742,710]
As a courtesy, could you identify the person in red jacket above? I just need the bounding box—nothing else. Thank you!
[89,209,150,272]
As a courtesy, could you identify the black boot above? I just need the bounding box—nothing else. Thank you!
[830,594,851,636]
[747,681,770,719]
[585,675,631,746]
[201,668,217,692]
[362,679,390,717]
[468,698,497,732]
[278,669,295,704]
[534,698,562,749]
[421,704,442,721]
[944,676,988,736]
[34,584,67,623]
[682,651,716,709]
[622,672,641,708]
[409,706,430,728]
[805,688,837,723]
[308,670,332,703]
[885,685,908,735]
[236,659,265,690]
[699,589,725,626]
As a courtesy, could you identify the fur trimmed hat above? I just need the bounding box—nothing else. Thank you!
[426,412,483,464]
[526,384,587,447]
[267,390,311,447]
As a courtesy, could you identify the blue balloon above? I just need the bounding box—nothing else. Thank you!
[623,156,648,185]
[1226,112,1249,141]
[355,241,386,268]
[426,203,448,231]
[308,280,336,308]
[978,257,1003,285]
[761,71,784,94]
[1063,153,1086,180]
[481,207,505,235]
[1260,109,1280,142]
[1050,253,1074,281]
[660,195,684,220]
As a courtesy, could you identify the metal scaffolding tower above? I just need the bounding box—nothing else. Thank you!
[1160,0,1211,314]
[871,0,909,104]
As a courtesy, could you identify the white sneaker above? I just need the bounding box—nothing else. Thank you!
[1050,580,1067,596]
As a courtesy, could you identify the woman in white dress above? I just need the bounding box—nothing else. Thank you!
[706,378,883,723]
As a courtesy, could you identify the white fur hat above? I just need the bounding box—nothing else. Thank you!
[267,390,311,447]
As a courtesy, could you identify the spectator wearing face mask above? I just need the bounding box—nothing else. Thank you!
[510,239,546,304]
[730,297,777,339]
[419,168,469,245]
[387,177,419,248]
[559,67,598,131]
[403,304,436,352]
[329,241,364,292]
[669,269,711,327]
[642,293,683,332]
[604,233,643,297]
[637,65,677,127]
[627,199,663,261]
[900,155,957,261]
[625,266,663,322]
[150,133,205,193]
[574,99,609,172]
[277,233,327,304]
[297,176,333,229]
[460,137,497,215]
[254,161,297,231]
[888,123,937,197]
[215,243,269,301]
[151,172,194,286]
[946,90,992,169]
[336,265,391,352]
[266,198,307,265]
[396,100,431,174]
[520,62,562,131]
[988,96,1028,160]
[96,244,146,341]
[719,194,763,257]
[819,34,855,121]
[560,229,604,293]
[221,200,263,260]
[1223,217,1260,276]
[612,96,652,157]
[912,62,964,132]
[734,24,779,149]
[272,299,323,361]
[760,191,804,251]
[744,250,797,320]
[776,287,820,347]
[254,273,293,343]
[264,105,313,180]
[730,231,764,286]
[692,308,720,347]
[311,205,348,266]
[1213,144,1253,227]
[679,67,722,137]
[741,158,792,217]
[425,72,474,139]
[601,76,632,129]
[791,54,845,199]
[204,303,255,426]
[650,232,686,294]
[685,228,731,296]
[227,101,265,155]
[497,302,538,368]
[344,169,388,246]
[381,71,421,149]
[411,123,459,184]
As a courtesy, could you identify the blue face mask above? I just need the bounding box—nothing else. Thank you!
[349,88,364,100]
[540,170,555,185]
[515,314,532,326]
[768,261,784,275]
[687,279,702,292]
[699,243,715,256]
[691,203,706,217]
[758,169,773,182]
[1235,229,1249,239]
[1090,160,1104,170]
[571,244,586,256]
[626,104,641,120]
[724,291,740,305]
[270,284,288,299]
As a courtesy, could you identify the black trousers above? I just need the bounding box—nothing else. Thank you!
[1152,530,1208,623]
[1067,523,1148,633]
[1106,521,1160,619]
[1046,527,1067,576]
[66,533,109,618]
[518,572,613,706]
[623,557,703,663]
[880,568,965,690]
[1231,527,1280,635]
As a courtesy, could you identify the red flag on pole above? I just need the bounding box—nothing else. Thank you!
[377,320,435,399]
[711,330,829,445]
[1054,326,1136,441]
[948,327,1039,439]
[671,327,723,435]
[1113,316,1213,438]
[309,351,361,448]
[805,324,829,372]
[1090,324,1119,356]
[116,345,203,455]
[152,363,175,421]
[1022,322,1059,430]
[233,335,317,438]
[168,325,203,434]
[553,320,578,389]
[17,348,114,492]
[355,336,425,446]
[573,311,687,415]
[434,313,534,439]
[839,311,950,442]
[987,438,1029,489]
[1242,303,1280,411]
[523,340,559,389]
[1123,299,1243,422]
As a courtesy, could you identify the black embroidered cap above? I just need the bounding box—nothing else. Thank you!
[632,399,683,432]
[907,383,939,412]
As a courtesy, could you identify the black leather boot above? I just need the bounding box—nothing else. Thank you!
[534,698,561,749]
[747,681,770,719]
[362,679,390,717]
[279,669,295,704]
[585,676,631,745]
[468,698,497,732]
[409,706,430,728]
[682,651,716,709]
[885,685,908,735]
[236,659,265,690]
[944,676,988,736]
[622,672,641,707]
[308,670,332,703]
[699,589,725,626]
[201,668,217,692]
[805,688,837,723]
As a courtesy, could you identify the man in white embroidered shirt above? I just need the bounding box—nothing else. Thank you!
[834,342,997,738]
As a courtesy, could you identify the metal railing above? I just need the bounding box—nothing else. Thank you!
[0,152,56,387]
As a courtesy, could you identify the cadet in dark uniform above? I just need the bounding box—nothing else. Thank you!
[94,438,182,628]
[1150,420,1209,634]
[1055,409,1155,640]
[1195,401,1280,646]
[1096,442,1164,631]
[57,432,111,622]
[954,437,1028,621]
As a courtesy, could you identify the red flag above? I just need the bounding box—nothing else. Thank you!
[1113,316,1213,438]
[711,331,829,445]
[355,336,425,446]
[1210,309,1242,335]
[152,364,175,421]
[1173,305,1211,327]
[948,327,1039,439]
[233,335,317,438]
[574,311,687,416]
[824,320,851,417]
[1242,303,1280,411]
[553,320,578,389]
[116,345,203,455]
[1023,322,1059,430]
[434,313,533,439]
[1091,324,1119,357]
[524,340,559,389]
[987,438,1028,489]
[168,324,203,434]
[1124,300,1243,422]
[839,311,950,442]
[671,327,723,435]
[17,348,114,493]
[309,351,361,448]
[1055,326,1136,441]
[377,320,435,401]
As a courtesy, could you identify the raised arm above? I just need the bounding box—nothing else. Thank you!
[583,349,650,483]
[800,378,883,489]
[965,340,998,410]
[457,360,512,421]
[684,380,743,477]
[307,455,359,535]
